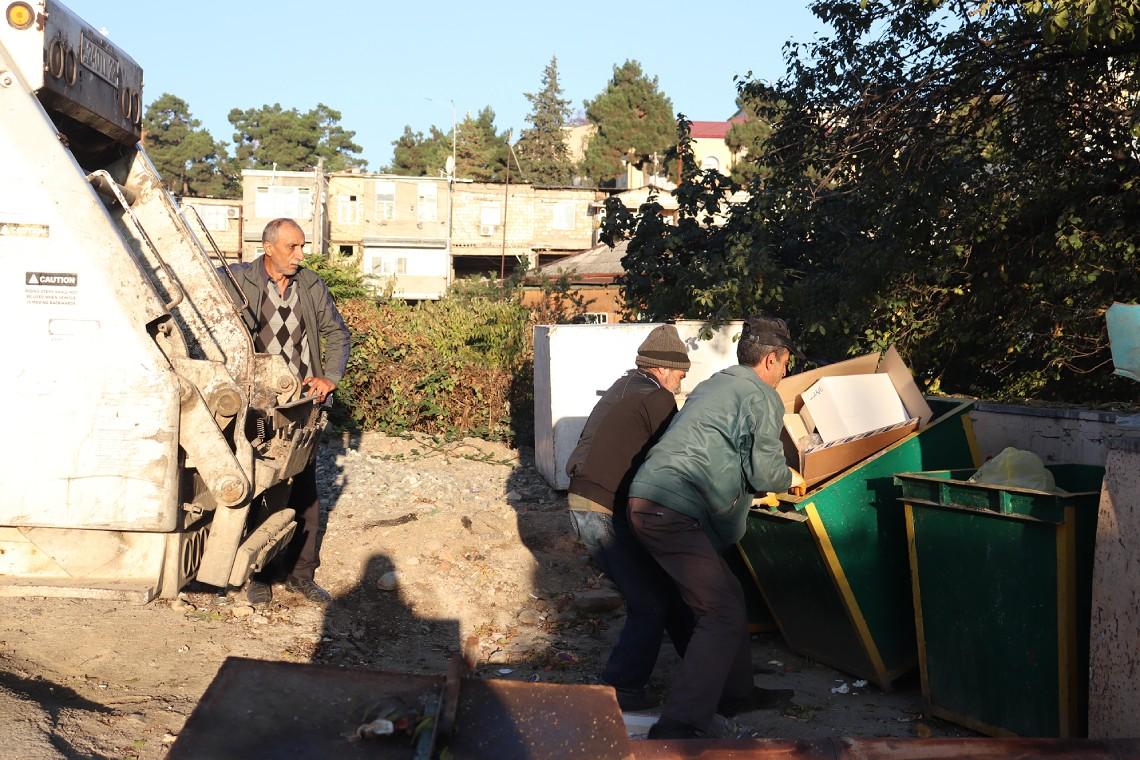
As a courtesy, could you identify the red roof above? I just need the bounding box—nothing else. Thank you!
[690,117,746,139]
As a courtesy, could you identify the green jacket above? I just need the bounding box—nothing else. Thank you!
[224,256,350,384]
[629,364,791,551]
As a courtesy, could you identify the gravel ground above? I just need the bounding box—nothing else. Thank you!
[0,432,964,758]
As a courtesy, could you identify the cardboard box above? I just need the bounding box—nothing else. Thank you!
[777,346,932,488]
[800,373,908,443]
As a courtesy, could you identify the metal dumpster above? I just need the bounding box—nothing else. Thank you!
[895,464,1104,737]
[735,397,979,690]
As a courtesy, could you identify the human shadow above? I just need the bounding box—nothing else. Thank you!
[0,668,113,760]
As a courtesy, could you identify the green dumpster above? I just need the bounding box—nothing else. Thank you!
[735,396,979,690]
[895,464,1104,738]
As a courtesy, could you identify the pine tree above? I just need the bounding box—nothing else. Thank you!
[390,125,451,176]
[581,60,675,185]
[455,107,508,182]
[517,56,575,185]
[228,103,367,171]
[143,93,238,198]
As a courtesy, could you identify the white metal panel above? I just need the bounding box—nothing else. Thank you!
[533,321,744,489]
[0,60,181,531]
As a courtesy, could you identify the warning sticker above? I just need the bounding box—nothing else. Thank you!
[26,271,78,305]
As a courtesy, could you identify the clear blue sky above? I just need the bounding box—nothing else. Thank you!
[64,1,827,170]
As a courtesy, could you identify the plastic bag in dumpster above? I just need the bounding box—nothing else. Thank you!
[969,447,1056,492]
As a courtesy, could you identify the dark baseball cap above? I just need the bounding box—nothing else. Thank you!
[741,316,806,360]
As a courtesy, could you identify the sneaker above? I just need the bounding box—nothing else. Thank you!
[717,686,794,716]
[647,717,705,740]
[284,577,332,604]
[245,580,272,606]
[613,686,659,712]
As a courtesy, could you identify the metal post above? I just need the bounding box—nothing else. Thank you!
[500,130,511,280]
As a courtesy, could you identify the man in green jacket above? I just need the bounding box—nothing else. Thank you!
[629,315,805,740]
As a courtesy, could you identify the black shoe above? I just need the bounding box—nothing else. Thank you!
[613,686,659,712]
[284,577,332,604]
[647,717,705,740]
[718,686,794,716]
[245,580,272,606]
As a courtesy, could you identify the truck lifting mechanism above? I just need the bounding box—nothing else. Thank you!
[0,0,323,601]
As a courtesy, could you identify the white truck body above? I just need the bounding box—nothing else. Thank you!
[0,1,320,601]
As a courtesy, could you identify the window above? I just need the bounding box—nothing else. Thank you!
[550,201,576,231]
[479,203,501,236]
[369,255,407,275]
[254,185,312,220]
[338,244,354,256]
[375,181,396,221]
[416,182,438,222]
[582,312,609,324]
[700,155,721,172]
[189,204,230,231]
[336,194,361,224]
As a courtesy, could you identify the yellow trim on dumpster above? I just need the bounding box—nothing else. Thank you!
[734,544,778,634]
[905,504,932,711]
[805,502,889,688]
[930,704,1018,738]
[962,414,982,467]
[1056,506,1078,737]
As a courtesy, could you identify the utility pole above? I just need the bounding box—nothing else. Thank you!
[448,100,456,289]
[313,157,325,256]
[500,129,511,280]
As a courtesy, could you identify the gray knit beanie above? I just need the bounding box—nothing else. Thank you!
[635,324,691,370]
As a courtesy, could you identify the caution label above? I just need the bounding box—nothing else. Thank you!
[26,271,78,305]
[27,272,78,286]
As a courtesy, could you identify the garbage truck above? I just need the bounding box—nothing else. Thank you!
[0,0,324,601]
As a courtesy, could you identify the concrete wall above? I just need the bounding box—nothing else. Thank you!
[451,184,595,263]
[181,197,242,260]
[521,284,624,324]
[969,403,1139,468]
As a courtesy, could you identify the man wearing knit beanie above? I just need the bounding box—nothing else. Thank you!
[565,324,694,711]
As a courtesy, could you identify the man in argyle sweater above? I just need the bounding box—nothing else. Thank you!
[225,218,350,605]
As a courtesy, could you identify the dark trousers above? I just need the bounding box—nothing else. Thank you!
[629,498,752,731]
[256,458,323,583]
[570,507,694,690]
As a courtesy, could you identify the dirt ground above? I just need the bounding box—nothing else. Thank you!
[0,433,968,758]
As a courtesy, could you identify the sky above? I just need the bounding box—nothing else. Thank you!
[63,1,828,171]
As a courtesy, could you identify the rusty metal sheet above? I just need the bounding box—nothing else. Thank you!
[167,657,443,759]
[632,737,1140,760]
[168,658,635,760]
[634,738,837,759]
[448,679,632,760]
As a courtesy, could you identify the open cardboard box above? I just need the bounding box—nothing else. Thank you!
[776,346,933,488]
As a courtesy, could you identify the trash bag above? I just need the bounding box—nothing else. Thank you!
[968,447,1057,492]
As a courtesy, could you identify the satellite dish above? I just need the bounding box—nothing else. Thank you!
[445,155,455,178]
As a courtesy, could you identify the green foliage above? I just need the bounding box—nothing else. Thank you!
[724,91,778,185]
[302,254,373,302]
[517,56,576,185]
[143,93,238,198]
[391,107,509,180]
[605,116,772,323]
[612,1,1140,405]
[1023,0,1140,48]
[455,107,510,182]
[335,291,531,441]
[581,60,676,184]
[228,103,367,171]
[389,124,452,176]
